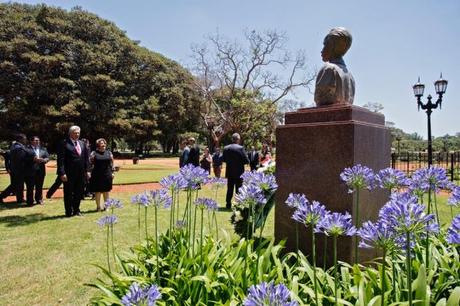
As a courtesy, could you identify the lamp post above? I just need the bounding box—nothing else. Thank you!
[412,74,448,167]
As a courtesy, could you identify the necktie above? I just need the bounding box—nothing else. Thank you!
[75,141,81,155]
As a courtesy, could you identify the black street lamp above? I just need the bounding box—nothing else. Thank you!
[412,74,448,166]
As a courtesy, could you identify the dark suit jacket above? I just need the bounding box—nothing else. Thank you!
[248,150,260,170]
[187,145,200,167]
[1,150,11,172]
[9,142,35,174]
[25,146,50,177]
[223,143,249,179]
[57,138,90,178]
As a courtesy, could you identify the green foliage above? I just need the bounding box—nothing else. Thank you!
[0,3,201,151]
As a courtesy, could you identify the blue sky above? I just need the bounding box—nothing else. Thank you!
[8,0,460,137]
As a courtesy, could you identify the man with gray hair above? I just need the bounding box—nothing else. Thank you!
[314,27,355,106]
[223,133,249,209]
[57,125,90,217]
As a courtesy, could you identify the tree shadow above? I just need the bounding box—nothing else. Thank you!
[0,209,100,227]
[0,202,32,211]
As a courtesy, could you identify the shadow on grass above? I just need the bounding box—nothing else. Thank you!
[0,209,101,227]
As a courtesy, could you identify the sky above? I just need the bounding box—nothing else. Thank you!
[6,0,460,138]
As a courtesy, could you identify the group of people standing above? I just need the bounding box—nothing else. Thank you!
[0,125,115,217]
[179,134,272,209]
[0,134,49,206]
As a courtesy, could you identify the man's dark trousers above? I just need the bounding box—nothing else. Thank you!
[25,173,45,205]
[11,172,25,203]
[63,174,84,216]
[46,176,62,198]
[226,177,243,209]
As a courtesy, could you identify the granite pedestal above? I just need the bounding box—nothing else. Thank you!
[275,105,391,266]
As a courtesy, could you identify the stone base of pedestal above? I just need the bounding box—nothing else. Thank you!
[275,105,391,266]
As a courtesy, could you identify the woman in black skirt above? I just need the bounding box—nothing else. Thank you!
[89,138,114,211]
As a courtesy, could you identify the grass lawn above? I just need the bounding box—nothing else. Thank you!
[1,160,459,305]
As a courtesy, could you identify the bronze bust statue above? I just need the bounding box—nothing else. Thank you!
[314,27,355,106]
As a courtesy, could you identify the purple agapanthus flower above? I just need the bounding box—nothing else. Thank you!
[104,198,123,210]
[179,164,209,189]
[131,193,150,207]
[376,168,410,191]
[97,215,118,227]
[447,215,460,244]
[149,189,172,208]
[160,173,188,191]
[243,281,298,306]
[340,164,375,193]
[448,186,460,207]
[292,200,328,227]
[316,212,356,236]
[235,184,267,207]
[208,177,227,187]
[241,171,278,194]
[175,220,186,229]
[121,282,161,306]
[358,219,397,250]
[285,193,308,209]
[194,197,219,211]
[410,166,450,194]
[379,192,439,235]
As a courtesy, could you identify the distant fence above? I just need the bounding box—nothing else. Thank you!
[391,151,460,183]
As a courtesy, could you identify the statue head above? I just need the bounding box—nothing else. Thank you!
[321,27,352,62]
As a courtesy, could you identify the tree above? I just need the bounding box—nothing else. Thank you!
[0,3,201,152]
[362,102,384,113]
[191,30,315,149]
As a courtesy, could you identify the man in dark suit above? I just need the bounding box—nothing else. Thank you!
[24,136,49,205]
[57,126,90,217]
[8,134,35,204]
[223,133,249,209]
[187,137,200,167]
[0,147,14,203]
[247,146,260,171]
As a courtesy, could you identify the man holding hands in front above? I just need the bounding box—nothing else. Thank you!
[57,126,90,217]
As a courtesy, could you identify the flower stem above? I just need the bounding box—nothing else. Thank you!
[434,193,440,225]
[144,206,149,246]
[200,208,204,271]
[213,211,219,240]
[333,235,338,306]
[323,236,328,271]
[155,205,160,282]
[311,226,318,306]
[106,225,111,273]
[406,231,412,306]
[138,204,141,243]
[354,189,360,264]
[381,249,386,306]
[192,201,197,257]
[110,223,115,267]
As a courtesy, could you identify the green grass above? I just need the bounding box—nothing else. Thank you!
[0,185,275,305]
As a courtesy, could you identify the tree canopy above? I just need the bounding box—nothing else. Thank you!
[0,3,201,152]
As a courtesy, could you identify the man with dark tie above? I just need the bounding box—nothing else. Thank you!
[223,133,249,209]
[247,146,260,171]
[25,136,49,205]
[187,137,200,167]
[8,134,35,204]
[57,126,90,217]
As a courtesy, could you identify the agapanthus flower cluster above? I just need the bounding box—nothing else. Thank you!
[317,212,356,236]
[410,166,450,194]
[243,281,298,306]
[375,168,409,191]
[194,197,219,211]
[179,164,209,189]
[340,164,375,193]
[241,171,278,194]
[149,189,172,208]
[379,192,438,236]
[285,193,308,209]
[358,219,397,251]
[235,184,267,207]
[131,193,151,207]
[121,282,161,306]
[208,177,227,188]
[160,173,188,192]
[447,215,460,244]
[292,199,328,228]
[104,198,123,210]
[97,215,118,227]
[448,186,460,207]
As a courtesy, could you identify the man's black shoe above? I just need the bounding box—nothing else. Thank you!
[73,212,83,217]
[46,194,51,199]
